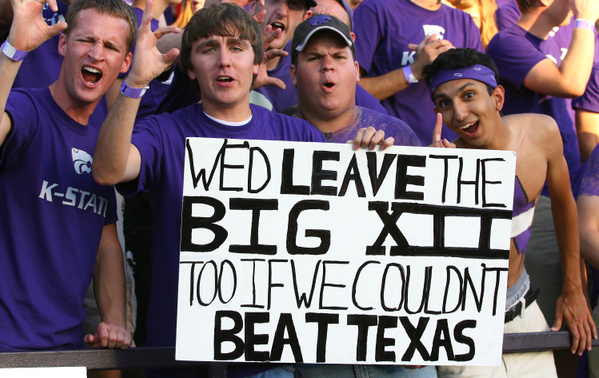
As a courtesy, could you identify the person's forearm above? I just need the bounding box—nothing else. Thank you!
[94,226,126,326]
[553,193,584,293]
[93,90,141,185]
[359,68,409,101]
[559,27,596,97]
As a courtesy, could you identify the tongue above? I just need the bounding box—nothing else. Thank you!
[82,70,101,84]
[464,122,478,134]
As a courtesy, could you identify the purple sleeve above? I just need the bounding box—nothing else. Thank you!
[580,145,599,196]
[353,2,380,74]
[486,31,546,91]
[116,116,163,197]
[573,63,599,113]
[356,84,387,114]
[495,1,520,31]
[1,91,39,169]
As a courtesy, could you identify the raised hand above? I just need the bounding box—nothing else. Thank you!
[125,0,180,88]
[407,34,453,82]
[429,113,455,147]
[7,0,67,52]
[252,24,287,90]
[352,126,394,151]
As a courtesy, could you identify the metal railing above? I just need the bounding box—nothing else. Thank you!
[1,331,598,376]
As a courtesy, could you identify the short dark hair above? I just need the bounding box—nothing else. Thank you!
[65,0,137,52]
[180,3,263,95]
[422,48,500,95]
[515,0,536,14]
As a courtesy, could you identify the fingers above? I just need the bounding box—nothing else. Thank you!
[253,9,266,24]
[264,47,288,61]
[380,136,395,151]
[407,43,418,52]
[47,21,67,39]
[432,112,443,144]
[262,25,283,51]
[352,127,387,151]
[141,0,155,33]
[153,26,181,40]
[163,48,180,66]
[46,0,59,12]
[88,322,132,349]
[262,77,286,90]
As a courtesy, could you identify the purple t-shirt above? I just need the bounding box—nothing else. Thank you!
[254,42,388,114]
[573,62,599,113]
[487,24,581,193]
[0,87,117,351]
[580,144,599,196]
[353,0,483,146]
[282,105,421,146]
[117,104,327,349]
[11,1,108,129]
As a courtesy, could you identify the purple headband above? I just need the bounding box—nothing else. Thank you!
[429,64,497,101]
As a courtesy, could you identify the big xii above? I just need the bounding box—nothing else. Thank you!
[176,138,516,366]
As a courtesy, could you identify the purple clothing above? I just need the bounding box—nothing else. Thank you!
[11,1,108,129]
[353,0,483,146]
[281,105,421,146]
[254,42,388,114]
[573,62,599,113]
[487,24,581,193]
[116,104,327,351]
[0,87,117,351]
[579,144,599,196]
[512,176,535,255]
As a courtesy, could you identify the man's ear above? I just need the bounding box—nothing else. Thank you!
[188,68,197,81]
[350,32,355,42]
[253,63,259,76]
[289,64,298,87]
[58,33,67,57]
[493,85,505,112]
[354,61,360,83]
[248,0,257,13]
[302,9,312,21]
[120,52,132,74]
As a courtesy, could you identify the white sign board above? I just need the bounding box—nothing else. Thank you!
[176,138,515,366]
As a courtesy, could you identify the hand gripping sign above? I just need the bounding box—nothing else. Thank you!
[176,138,516,366]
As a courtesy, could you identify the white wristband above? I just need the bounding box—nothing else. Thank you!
[402,65,418,84]
[575,19,596,32]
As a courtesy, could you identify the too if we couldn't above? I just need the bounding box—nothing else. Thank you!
[176,139,515,365]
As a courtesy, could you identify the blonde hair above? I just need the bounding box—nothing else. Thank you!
[173,0,199,29]
[450,0,498,48]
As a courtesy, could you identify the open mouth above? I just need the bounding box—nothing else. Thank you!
[322,80,336,92]
[270,22,285,33]
[216,76,234,84]
[459,120,479,135]
[82,66,102,86]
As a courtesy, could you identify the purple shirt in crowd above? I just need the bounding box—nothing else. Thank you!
[487,24,581,193]
[116,104,326,353]
[0,88,117,351]
[579,144,599,196]
[282,105,421,146]
[353,0,483,146]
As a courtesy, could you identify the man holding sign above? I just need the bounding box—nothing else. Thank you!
[93,3,389,377]
[423,48,595,376]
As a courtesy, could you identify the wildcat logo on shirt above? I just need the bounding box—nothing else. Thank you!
[422,25,445,39]
[42,3,65,26]
[72,148,93,175]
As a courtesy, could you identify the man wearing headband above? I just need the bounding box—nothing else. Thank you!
[423,48,595,377]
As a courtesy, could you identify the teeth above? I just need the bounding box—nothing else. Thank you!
[83,66,101,74]
[272,22,284,29]
[460,121,476,130]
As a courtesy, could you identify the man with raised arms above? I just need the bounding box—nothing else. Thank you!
[423,48,596,376]
[92,3,388,377]
[0,0,134,351]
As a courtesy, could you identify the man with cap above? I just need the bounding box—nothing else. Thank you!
[423,48,596,377]
[283,15,420,148]
[282,14,437,378]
